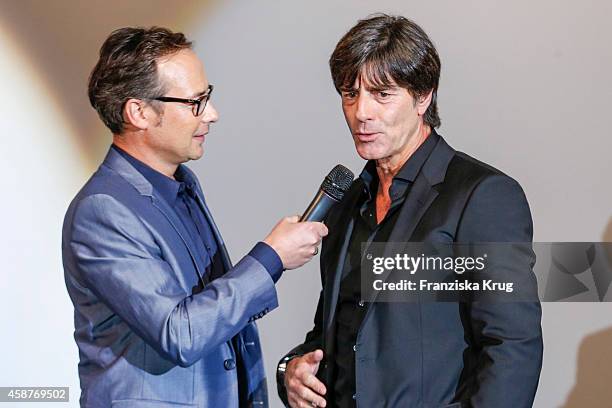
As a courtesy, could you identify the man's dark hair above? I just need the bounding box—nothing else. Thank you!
[330,14,441,128]
[88,27,192,134]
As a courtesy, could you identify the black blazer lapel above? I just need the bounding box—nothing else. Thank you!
[365,135,456,304]
[390,135,456,242]
[320,181,364,352]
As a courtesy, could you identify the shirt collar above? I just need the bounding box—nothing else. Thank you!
[358,129,439,201]
[174,164,199,191]
[111,144,186,204]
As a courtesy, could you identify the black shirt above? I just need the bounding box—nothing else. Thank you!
[332,132,439,407]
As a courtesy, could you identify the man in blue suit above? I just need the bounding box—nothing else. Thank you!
[62,27,328,407]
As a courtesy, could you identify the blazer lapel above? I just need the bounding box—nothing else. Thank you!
[194,192,233,271]
[388,176,437,243]
[177,166,234,272]
[390,134,455,240]
[321,181,364,351]
[102,149,207,285]
[365,135,456,305]
[150,196,207,284]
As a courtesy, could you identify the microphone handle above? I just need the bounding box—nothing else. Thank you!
[300,189,338,222]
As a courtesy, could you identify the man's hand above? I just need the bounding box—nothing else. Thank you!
[264,216,328,270]
[285,349,327,408]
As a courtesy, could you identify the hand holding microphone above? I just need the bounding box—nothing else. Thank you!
[264,216,327,270]
[264,165,354,270]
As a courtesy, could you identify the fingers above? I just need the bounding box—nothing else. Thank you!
[300,351,326,394]
[288,383,327,407]
[303,222,327,258]
[287,370,326,408]
[286,351,327,407]
[305,350,325,395]
[303,221,328,238]
[316,222,329,237]
[293,222,325,262]
[305,349,324,364]
[264,216,329,270]
[303,372,327,396]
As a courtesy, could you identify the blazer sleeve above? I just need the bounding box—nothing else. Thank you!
[66,193,279,367]
[456,175,543,407]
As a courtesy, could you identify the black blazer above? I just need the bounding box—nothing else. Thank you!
[279,133,543,408]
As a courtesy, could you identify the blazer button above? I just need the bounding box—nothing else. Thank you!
[224,359,236,370]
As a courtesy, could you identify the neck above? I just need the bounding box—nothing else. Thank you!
[113,133,178,179]
[372,123,431,224]
[375,123,431,187]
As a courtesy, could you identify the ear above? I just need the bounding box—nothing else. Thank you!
[416,89,434,116]
[123,98,153,130]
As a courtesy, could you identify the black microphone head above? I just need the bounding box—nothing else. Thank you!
[321,164,354,201]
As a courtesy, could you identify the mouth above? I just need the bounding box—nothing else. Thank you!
[354,132,380,143]
[193,132,207,141]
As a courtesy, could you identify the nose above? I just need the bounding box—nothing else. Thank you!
[355,91,375,123]
[202,101,219,123]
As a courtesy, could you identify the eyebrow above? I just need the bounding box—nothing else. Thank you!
[367,85,397,92]
[340,84,398,93]
[188,91,206,99]
[188,85,211,99]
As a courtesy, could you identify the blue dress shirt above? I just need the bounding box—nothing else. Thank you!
[111,144,283,283]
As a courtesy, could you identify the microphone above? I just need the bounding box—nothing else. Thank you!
[300,165,354,222]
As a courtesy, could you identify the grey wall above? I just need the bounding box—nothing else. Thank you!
[0,1,610,407]
[191,1,612,407]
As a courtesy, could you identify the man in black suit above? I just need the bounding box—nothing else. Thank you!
[277,14,543,408]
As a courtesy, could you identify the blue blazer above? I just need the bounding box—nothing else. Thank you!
[63,148,277,407]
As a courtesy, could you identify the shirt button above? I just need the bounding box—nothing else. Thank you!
[353,344,358,352]
[224,359,236,370]
[352,393,357,400]
[358,300,365,307]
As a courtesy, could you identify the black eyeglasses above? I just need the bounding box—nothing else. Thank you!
[153,84,214,116]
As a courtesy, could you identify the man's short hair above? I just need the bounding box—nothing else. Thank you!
[330,14,441,128]
[88,27,192,134]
